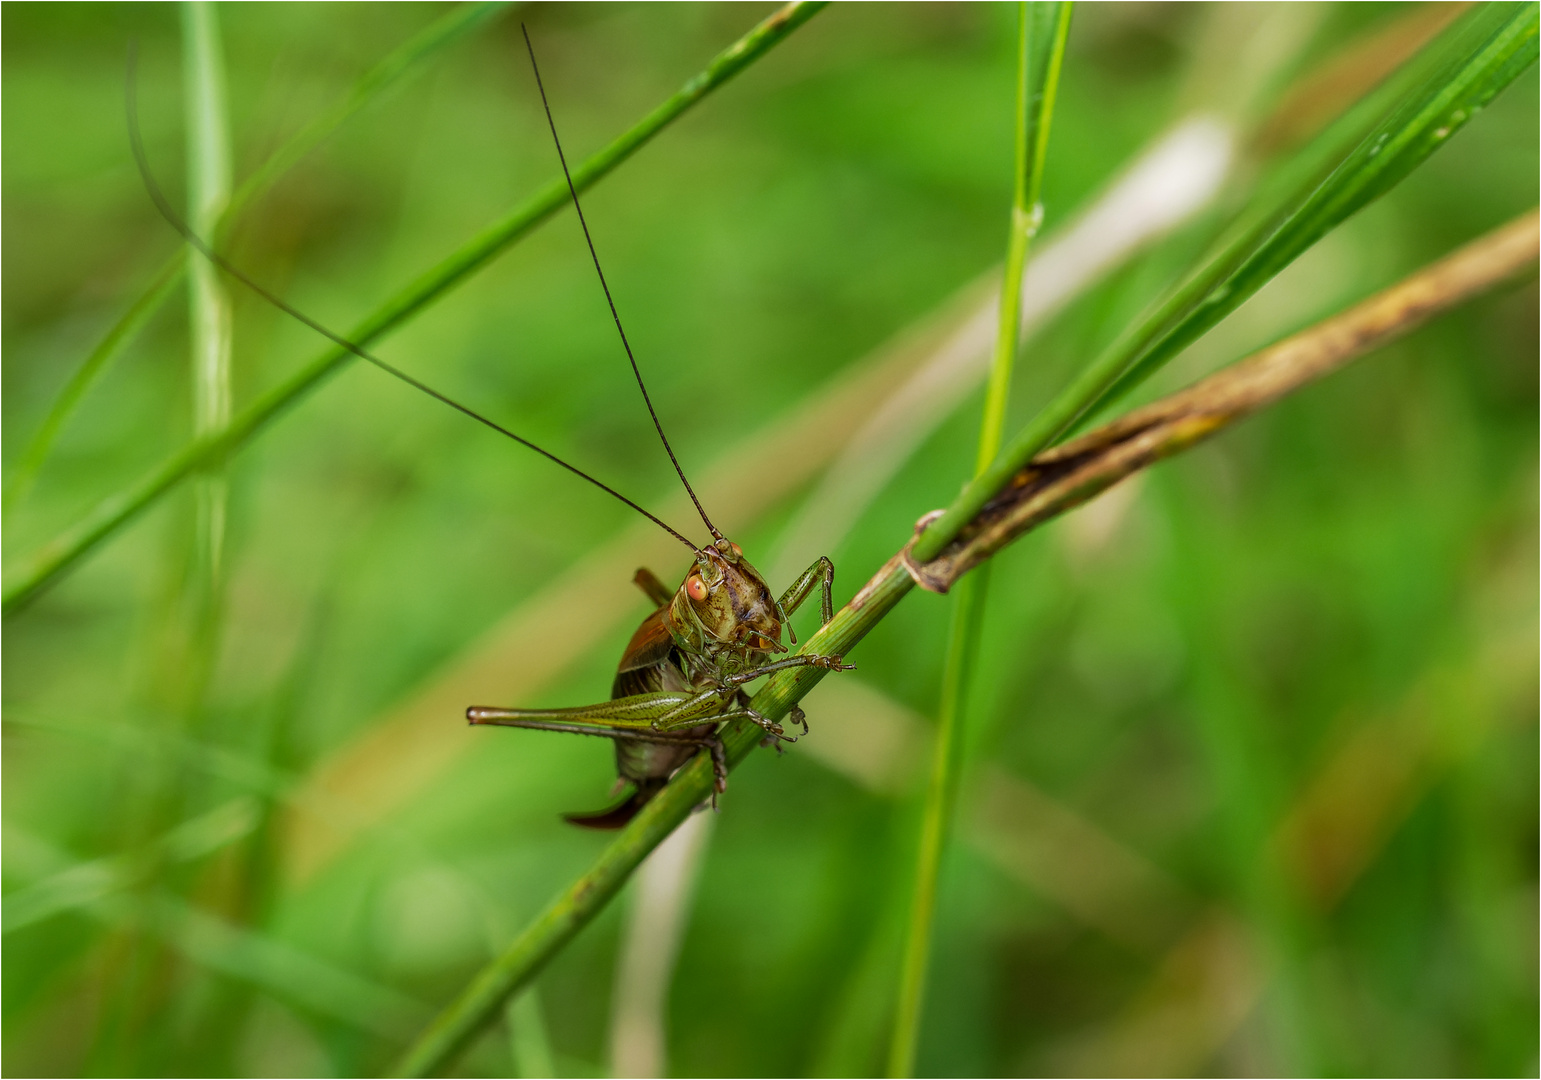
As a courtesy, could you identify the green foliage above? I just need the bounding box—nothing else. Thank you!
[3,4,1536,1077]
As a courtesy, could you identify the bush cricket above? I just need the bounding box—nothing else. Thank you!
[128,25,852,829]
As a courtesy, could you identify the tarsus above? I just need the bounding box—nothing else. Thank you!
[124,43,700,555]
[521,24,724,543]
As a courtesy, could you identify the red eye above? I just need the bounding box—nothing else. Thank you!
[729,543,742,557]
[686,575,709,602]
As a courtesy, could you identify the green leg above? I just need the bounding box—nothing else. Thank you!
[471,686,777,744]
[467,699,731,793]
[777,555,835,643]
[724,653,855,687]
[653,707,795,745]
[650,689,790,741]
[467,691,697,732]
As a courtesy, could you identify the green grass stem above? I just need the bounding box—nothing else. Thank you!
[910,0,1539,565]
[887,5,1071,1076]
[183,1,233,592]
[1,0,828,616]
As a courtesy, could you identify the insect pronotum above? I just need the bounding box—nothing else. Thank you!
[129,24,853,829]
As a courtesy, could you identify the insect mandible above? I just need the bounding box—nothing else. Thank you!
[129,24,854,829]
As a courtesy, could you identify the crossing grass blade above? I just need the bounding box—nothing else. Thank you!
[0,2,510,517]
[1,1,827,616]
[911,0,1539,564]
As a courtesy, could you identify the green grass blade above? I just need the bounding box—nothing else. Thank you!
[1,258,182,516]
[911,0,1539,564]
[887,5,1071,1076]
[223,1,509,232]
[887,564,989,1078]
[2,1,828,616]
[973,1,1072,474]
[1,2,510,517]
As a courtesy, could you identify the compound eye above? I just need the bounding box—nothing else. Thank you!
[686,575,709,602]
[729,542,742,557]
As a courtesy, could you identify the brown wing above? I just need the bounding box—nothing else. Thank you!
[612,608,677,699]
[617,608,674,674]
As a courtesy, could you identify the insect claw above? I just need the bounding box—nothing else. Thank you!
[789,704,809,736]
[707,736,729,796]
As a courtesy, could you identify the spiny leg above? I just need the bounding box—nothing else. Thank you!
[470,709,701,742]
[654,707,794,744]
[642,685,804,743]
[705,734,728,804]
[737,689,784,754]
[469,707,729,804]
[776,555,835,644]
[468,690,698,732]
[724,653,855,688]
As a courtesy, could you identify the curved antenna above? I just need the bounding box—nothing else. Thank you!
[520,24,724,544]
[124,44,700,555]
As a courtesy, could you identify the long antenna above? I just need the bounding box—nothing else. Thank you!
[124,44,700,554]
[520,25,724,544]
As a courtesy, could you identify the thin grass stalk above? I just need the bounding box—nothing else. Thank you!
[2,0,828,616]
[887,5,1070,1075]
[910,0,1539,565]
[99,12,238,1070]
[392,212,1535,1079]
[1,3,508,517]
[184,1,233,593]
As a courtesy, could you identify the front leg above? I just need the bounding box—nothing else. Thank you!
[650,686,790,741]
[776,555,835,644]
[654,707,796,745]
[724,653,855,687]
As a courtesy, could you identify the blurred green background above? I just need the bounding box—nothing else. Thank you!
[3,3,1536,1076]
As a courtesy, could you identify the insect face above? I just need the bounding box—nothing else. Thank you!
[682,539,784,655]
